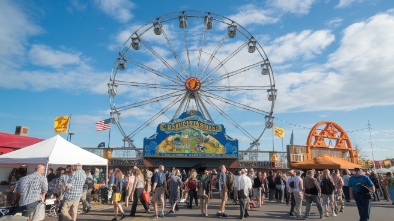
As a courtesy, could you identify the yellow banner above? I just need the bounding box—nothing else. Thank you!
[54,116,70,133]
[274,126,284,138]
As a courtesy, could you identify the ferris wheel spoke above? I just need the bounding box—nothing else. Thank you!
[115,80,183,90]
[183,23,192,77]
[201,40,248,83]
[204,85,271,91]
[127,95,184,139]
[204,60,265,86]
[200,93,256,141]
[200,90,270,115]
[194,92,214,122]
[195,21,208,78]
[139,38,185,82]
[117,91,184,111]
[124,57,183,85]
[172,91,192,120]
[161,28,189,79]
[197,33,227,79]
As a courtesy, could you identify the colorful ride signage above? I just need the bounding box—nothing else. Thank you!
[143,111,238,158]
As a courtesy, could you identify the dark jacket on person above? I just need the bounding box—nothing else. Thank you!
[253,176,262,188]
[369,174,380,188]
[267,175,275,189]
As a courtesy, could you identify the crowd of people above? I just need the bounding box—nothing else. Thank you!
[9,163,394,221]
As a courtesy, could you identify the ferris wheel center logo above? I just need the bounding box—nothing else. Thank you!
[185,77,201,91]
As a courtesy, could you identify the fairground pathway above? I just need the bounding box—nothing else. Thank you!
[43,194,393,221]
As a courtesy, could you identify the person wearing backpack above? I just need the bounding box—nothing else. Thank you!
[286,170,296,217]
[321,169,336,217]
[348,168,375,221]
[303,170,324,219]
[186,171,198,209]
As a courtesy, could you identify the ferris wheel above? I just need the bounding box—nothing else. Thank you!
[108,11,276,150]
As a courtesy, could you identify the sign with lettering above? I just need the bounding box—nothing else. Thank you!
[238,161,276,168]
[108,158,144,166]
[143,111,238,158]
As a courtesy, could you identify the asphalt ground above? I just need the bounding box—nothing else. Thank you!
[39,193,394,221]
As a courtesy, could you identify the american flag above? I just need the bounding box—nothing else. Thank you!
[96,118,112,131]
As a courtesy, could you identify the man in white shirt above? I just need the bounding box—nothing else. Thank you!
[235,169,252,219]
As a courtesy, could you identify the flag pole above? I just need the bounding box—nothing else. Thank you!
[272,126,275,152]
[107,128,111,148]
[67,114,72,141]
[281,137,284,152]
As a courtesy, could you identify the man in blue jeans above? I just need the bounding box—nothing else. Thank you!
[303,170,324,219]
[14,165,48,218]
[349,168,375,221]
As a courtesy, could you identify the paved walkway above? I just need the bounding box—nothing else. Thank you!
[43,196,393,221]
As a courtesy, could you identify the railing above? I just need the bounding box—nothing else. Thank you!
[290,154,306,162]
[82,148,289,168]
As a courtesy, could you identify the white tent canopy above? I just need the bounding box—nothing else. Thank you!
[375,168,391,174]
[0,135,108,166]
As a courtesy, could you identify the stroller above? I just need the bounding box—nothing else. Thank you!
[99,186,113,204]
[46,197,60,218]
[0,187,18,217]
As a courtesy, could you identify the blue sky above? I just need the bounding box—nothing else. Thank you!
[1,0,394,160]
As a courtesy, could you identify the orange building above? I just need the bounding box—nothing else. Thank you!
[288,121,361,170]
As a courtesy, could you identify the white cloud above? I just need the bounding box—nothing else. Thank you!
[226,4,279,27]
[275,11,394,112]
[336,0,364,8]
[266,30,335,64]
[95,0,135,23]
[0,1,111,94]
[28,45,82,68]
[326,17,343,28]
[67,0,88,13]
[0,1,41,67]
[0,67,109,93]
[270,0,315,15]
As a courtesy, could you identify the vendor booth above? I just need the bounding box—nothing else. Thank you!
[0,135,108,183]
[292,154,361,170]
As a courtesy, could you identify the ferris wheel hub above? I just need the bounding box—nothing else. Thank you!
[185,77,201,92]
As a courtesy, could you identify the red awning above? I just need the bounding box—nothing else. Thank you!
[0,132,43,149]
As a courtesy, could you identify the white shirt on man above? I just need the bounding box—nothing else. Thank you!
[235,174,252,196]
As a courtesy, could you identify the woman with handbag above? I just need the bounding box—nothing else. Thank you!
[130,168,150,216]
[321,169,336,217]
[112,170,125,221]
[168,169,183,214]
